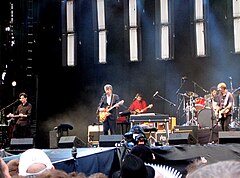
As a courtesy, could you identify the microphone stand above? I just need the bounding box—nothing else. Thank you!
[0,99,19,124]
[192,81,209,94]
[154,93,176,107]
[232,86,240,95]
[230,79,233,92]
[175,79,186,94]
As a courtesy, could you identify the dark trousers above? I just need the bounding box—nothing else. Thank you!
[13,124,31,138]
[103,118,117,135]
[220,115,231,131]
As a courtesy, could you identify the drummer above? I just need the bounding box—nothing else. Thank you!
[204,86,218,110]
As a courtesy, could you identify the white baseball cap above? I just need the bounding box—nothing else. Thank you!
[18,148,54,176]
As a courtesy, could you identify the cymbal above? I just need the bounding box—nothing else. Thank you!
[186,91,198,97]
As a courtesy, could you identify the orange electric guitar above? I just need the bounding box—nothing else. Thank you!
[132,104,153,115]
[99,100,124,123]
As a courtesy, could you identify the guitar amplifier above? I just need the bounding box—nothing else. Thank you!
[88,124,103,143]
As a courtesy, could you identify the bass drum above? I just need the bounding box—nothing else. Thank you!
[197,108,213,128]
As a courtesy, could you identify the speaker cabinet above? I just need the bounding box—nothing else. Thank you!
[88,125,103,142]
[169,133,197,145]
[174,125,198,139]
[49,130,58,149]
[99,135,124,147]
[58,136,85,148]
[10,138,34,150]
[219,131,240,144]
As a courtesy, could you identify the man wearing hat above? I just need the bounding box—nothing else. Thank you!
[112,153,155,178]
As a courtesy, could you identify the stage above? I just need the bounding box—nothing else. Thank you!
[3,143,240,177]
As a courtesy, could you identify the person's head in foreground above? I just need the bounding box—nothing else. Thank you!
[18,148,55,177]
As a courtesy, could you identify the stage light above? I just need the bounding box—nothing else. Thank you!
[12,81,16,87]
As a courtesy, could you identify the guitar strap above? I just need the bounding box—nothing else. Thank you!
[223,92,230,108]
[109,94,114,108]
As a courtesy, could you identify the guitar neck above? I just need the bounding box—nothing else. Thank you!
[106,100,124,112]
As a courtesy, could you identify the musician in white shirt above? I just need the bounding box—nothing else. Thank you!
[98,84,120,135]
[214,83,234,131]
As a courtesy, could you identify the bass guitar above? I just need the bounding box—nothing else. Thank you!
[99,100,124,123]
[132,104,153,115]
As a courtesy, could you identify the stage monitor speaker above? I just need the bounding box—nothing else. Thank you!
[58,136,85,148]
[99,135,124,147]
[174,125,198,139]
[10,138,34,150]
[169,133,197,145]
[219,131,240,144]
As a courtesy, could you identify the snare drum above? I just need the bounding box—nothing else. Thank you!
[195,97,206,111]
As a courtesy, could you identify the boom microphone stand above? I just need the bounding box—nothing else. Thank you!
[153,93,176,107]
[192,81,209,94]
[0,99,19,124]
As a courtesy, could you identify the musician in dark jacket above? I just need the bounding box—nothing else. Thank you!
[98,84,121,135]
[7,92,32,138]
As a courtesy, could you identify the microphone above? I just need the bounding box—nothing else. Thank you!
[181,76,188,80]
[229,76,232,80]
[170,103,176,107]
[153,91,158,97]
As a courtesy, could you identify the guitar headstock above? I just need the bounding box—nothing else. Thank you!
[148,104,153,108]
[119,100,124,105]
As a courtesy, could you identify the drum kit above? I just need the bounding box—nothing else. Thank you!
[178,91,213,128]
[179,90,240,129]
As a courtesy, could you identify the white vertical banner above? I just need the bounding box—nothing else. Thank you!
[67,33,75,66]
[97,0,106,30]
[160,0,169,23]
[129,0,137,26]
[195,0,203,19]
[234,19,240,52]
[67,0,74,32]
[196,22,205,56]
[129,28,138,61]
[161,26,169,59]
[99,31,107,63]
[233,0,240,53]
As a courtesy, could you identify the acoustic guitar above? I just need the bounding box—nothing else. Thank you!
[99,100,124,123]
[132,104,153,115]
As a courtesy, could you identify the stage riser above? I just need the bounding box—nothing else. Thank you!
[219,131,240,144]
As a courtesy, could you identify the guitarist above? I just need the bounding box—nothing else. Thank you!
[129,93,153,114]
[7,92,32,138]
[98,84,120,135]
[214,82,234,131]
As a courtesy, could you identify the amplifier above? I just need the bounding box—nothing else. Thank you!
[88,125,103,142]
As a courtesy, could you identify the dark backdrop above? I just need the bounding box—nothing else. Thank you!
[0,0,239,148]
